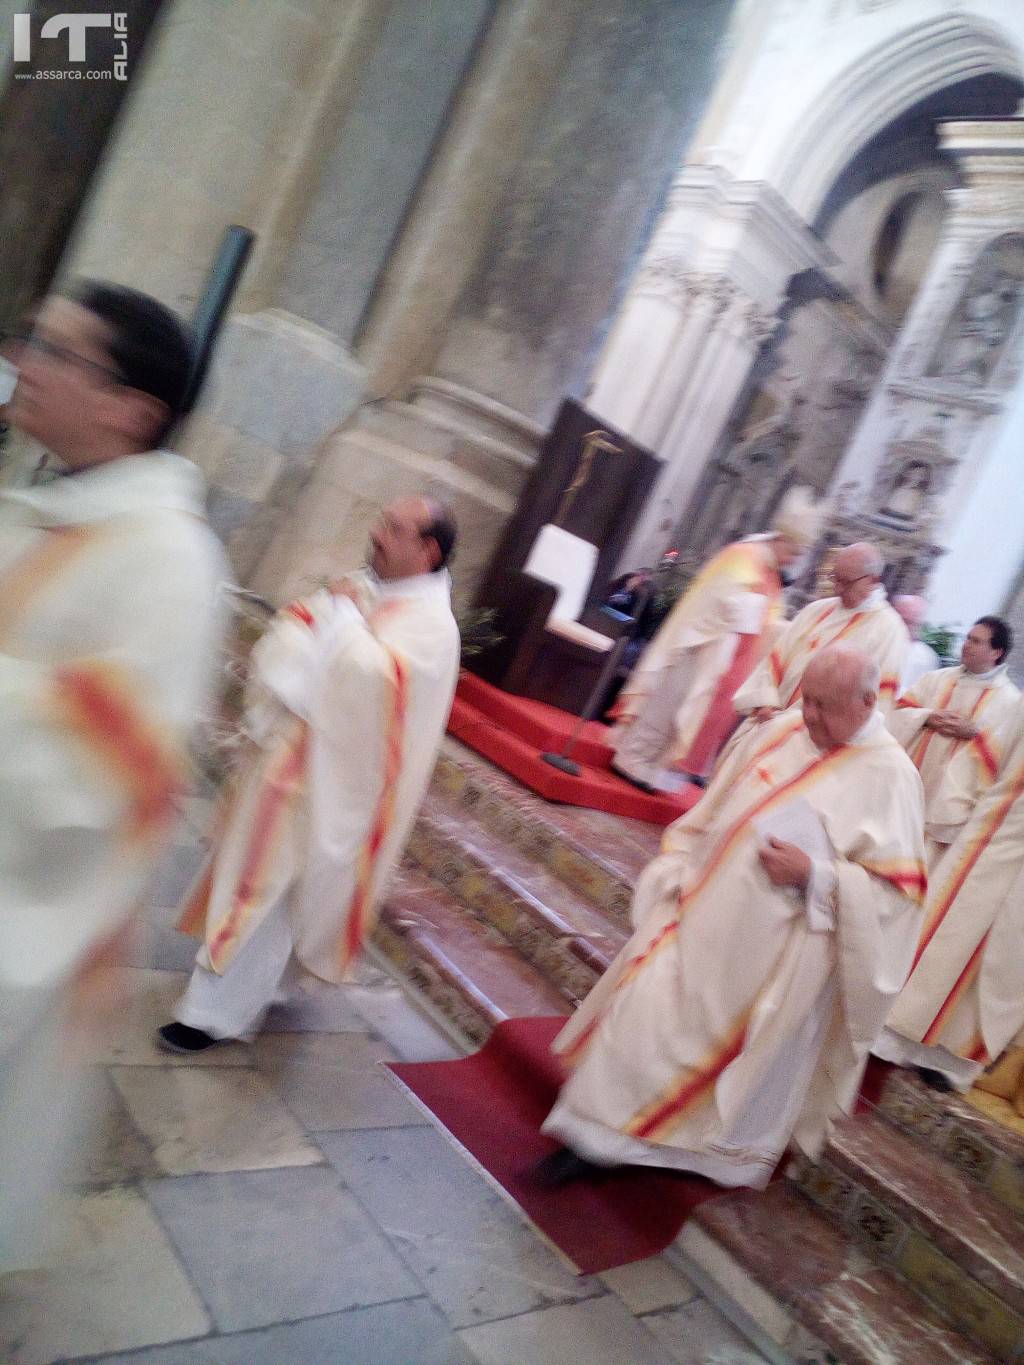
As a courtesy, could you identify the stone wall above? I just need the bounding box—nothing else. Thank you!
[60,0,375,575]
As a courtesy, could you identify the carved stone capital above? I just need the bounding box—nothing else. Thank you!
[633,256,701,307]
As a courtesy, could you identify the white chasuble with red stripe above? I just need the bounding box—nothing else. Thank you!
[0,453,229,997]
[886,711,1024,1068]
[734,587,908,719]
[887,664,1020,864]
[612,537,784,765]
[544,711,926,1184]
[183,570,459,983]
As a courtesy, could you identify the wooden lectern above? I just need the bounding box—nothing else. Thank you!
[469,399,659,714]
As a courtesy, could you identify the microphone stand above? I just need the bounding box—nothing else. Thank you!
[541,579,656,777]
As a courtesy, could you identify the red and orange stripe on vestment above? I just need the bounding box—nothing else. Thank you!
[50,659,185,842]
[782,608,867,708]
[625,1011,750,1141]
[920,932,991,1060]
[206,726,308,970]
[560,736,860,1070]
[911,756,1024,972]
[0,525,97,642]
[857,858,928,906]
[903,676,957,772]
[338,643,410,976]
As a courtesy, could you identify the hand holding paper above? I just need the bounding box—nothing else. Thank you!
[754,797,835,929]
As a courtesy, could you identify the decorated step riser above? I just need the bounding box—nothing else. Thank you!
[403,827,602,1006]
[791,1160,1024,1361]
[877,1081,1024,1222]
[372,921,493,1047]
[430,753,633,922]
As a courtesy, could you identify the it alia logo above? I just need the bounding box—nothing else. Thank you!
[13,12,128,81]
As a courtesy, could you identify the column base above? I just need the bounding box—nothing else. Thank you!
[251,377,539,607]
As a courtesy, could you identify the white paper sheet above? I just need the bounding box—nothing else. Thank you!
[755,797,834,931]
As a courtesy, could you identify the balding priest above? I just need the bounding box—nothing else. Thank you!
[610,488,820,792]
[875,702,1024,1093]
[734,542,907,724]
[539,646,926,1186]
[887,615,1019,867]
[160,495,460,1052]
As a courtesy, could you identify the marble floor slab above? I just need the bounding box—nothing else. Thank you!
[597,1256,700,1315]
[641,1296,772,1364]
[89,1298,472,1365]
[455,1294,677,1365]
[97,969,251,1068]
[76,1068,161,1187]
[254,1029,427,1132]
[109,1065,321,1175]
[343,971,461,1061]
[318,1124,602,1329]
[0,1188,209,1364]
[143,1165,421,1333]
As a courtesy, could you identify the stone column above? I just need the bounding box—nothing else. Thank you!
[256,0,739,604]
[829,118,1024,606]
[588,165,836,567]
[429,0,739,427]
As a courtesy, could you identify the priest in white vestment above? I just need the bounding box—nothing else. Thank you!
[887,616,1019,867]
[610,488,821,792]
[0,285,229,1266]
[540,647,926,1186]
[161,496,461,1052]
[892,595,940,691]
[875,702,1024,1092]
[734,542,907,724]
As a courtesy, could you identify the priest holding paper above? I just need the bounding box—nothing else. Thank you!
[734,542,907,722]
[160,496,460,1053]
[875,706,1024,1092]
[887,616,1019,867]
[540,646,926,1187]
[610,488,820,792]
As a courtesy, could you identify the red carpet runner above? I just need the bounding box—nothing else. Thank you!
[388,1016,725,1274]
[448,672,700,827]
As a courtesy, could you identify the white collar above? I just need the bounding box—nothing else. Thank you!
[367,567,452,601]
[961,662,1009,685]
[825,585,887,616]
[808,708,884,753]
[0,450,206,525]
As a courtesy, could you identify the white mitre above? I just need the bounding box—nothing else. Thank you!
[771,485,824,549]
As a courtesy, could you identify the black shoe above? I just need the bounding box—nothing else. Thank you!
[916,1066,954,1093]
[157,1022,223,1055]
[533,1147,610,1188]
[609,763,655,794]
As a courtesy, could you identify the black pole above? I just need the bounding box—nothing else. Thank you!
[541,578,657,777]
[181,225,256,415]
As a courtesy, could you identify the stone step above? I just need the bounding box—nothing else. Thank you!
[684,1183,999,1365]
[406,789,628,1006]
[793,1109,1024,1359]
[373,864,569,1048]
[877,1068,1024,1222]
[432,738,659,920]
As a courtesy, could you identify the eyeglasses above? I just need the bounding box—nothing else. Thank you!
[1,329,124,384]
[832,573,872,590]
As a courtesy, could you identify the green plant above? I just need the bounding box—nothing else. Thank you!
[456,605,502,661]
[920,622,958,664]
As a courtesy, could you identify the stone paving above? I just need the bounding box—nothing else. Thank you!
[0,815,768,1365]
